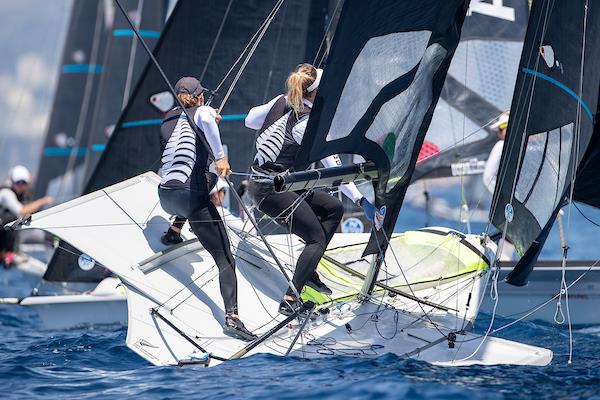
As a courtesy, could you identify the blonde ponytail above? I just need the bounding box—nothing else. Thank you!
[178,92,200,108]
[286,63,317,117]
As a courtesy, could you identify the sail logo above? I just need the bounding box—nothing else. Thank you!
[540,45,562,72]
[468,0,515,21]
[150,91,175,113]
[341,217,364,233]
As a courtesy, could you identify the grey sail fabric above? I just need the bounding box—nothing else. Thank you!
[490,0,600,286]
[413,0,528,181]
[34,1,110,201]
[81,0,165,186]
[295,0,470,254]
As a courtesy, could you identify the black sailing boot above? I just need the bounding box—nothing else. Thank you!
[305,272,333,295]
[160,227,183,245]
[223,315,258,342]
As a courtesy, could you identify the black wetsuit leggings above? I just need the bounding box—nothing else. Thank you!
[258,190,344,296]
[159,188,237,314]
[189,202,238,314]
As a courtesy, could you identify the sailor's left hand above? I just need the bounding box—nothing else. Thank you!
[359,197,384,230]
[213,108,222,124]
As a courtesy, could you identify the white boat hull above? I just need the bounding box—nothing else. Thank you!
[19,277,127,329]
[13,172,553,367]
[481,265,600,325]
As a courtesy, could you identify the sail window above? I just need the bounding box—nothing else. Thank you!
[515,131,547,203]
[326,31,432,142]
[515,124,573,226]
[364,44,447,191]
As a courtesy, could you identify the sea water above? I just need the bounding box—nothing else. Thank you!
[2,196,600,399]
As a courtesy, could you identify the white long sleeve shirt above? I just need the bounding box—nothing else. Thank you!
[246,95,364,203]
[194,106,225,159]
[482,140,504,194]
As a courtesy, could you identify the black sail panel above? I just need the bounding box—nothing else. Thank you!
[86,0,325,193]
[490,0,600,285]
[413,0,528,181]
[295,0,469,254]
[81,0,165,186]
[34,1,109,201]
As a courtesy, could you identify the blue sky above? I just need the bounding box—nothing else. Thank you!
[0,0,71,179]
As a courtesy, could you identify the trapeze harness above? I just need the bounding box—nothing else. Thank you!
[247,95,362,296]
[158,106,238,314]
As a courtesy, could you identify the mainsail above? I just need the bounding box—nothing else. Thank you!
[34,1,110,201]
[42,0,165,283]
[490,0,600,285]
[295,0,470,253]
[414,0,529,181]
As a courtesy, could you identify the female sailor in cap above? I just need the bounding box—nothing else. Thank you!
[157,76,257,341]
[245,63,378,316]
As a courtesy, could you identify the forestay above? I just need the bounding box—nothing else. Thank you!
[490,0,600,285]
[294,0,470,253]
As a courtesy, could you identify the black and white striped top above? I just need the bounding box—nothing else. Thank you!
[159,106,224,190]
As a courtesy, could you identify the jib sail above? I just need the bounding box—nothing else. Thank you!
[489,0,600,285]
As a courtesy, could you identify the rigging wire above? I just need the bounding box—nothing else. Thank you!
[217,0,286,113]
[559,0,590,365]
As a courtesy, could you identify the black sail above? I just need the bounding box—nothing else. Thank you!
[34,1,109,201]
[45,0,329,283]
[295,0,469,254]
[490,0,600,285]
[81,0,165,186]
[413,0,529,181]
[42,0,165,283]
[86,0,328,193]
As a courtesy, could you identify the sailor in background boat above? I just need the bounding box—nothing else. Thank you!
[0,165,53,267]
[482,111,515,261]
[246,63,379,316]
[157,77,257,342]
